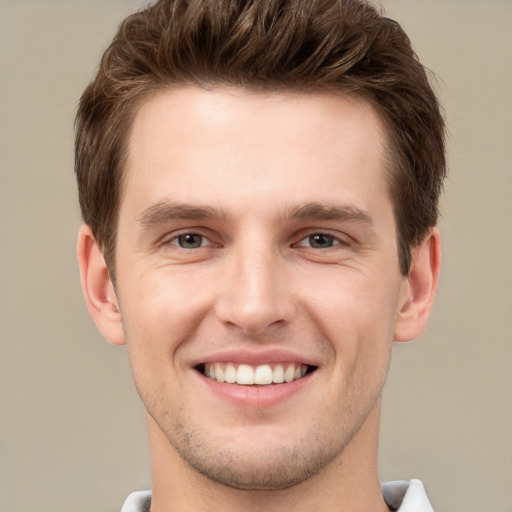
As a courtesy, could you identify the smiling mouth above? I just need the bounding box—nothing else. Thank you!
[196,362,317,386]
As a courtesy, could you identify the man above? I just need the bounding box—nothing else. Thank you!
[75,0,445,510]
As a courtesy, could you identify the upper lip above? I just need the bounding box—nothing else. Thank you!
[191,348,320,367]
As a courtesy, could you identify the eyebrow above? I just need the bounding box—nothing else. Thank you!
[138,201,228,227]
[138,200,374,228]
[284,202,374,225]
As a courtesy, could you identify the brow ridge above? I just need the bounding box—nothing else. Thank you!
[138,200,374,228]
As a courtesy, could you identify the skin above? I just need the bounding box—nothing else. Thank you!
[78,87,440,512]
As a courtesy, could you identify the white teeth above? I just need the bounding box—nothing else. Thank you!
[254,364,273,385]
[272,364,285,383]
[284,364,295,383]
[237,364,254,385]
[225,363,237,383]
[214,362,225,383]
[204,362,310,385]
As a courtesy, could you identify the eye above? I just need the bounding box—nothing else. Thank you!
[170,233,208,249]
[297,233,340,249]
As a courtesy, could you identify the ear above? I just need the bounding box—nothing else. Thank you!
[77,225,125,346]
[394,227,441,342]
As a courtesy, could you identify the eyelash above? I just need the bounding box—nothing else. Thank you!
[164,231,348,250]
[167,232,215,249]
[295,232,344,249]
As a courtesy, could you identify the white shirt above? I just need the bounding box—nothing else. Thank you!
[120,479,434,511]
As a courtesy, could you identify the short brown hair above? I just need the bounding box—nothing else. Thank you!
[75,0,446,276]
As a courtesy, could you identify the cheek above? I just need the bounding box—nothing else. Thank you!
[118,268,213,381]
[302,268,400,365]
[120,264,214,332]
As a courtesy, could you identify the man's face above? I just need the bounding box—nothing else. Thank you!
[114,87,409,489]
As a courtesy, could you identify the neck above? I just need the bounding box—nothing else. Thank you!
[147,401,391,512]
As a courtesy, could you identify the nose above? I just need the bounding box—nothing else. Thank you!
[215,245,296,335]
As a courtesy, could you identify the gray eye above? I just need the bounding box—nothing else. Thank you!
[308,234,335,248]
[176,233,204,249]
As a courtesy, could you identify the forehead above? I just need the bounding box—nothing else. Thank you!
[122,87,391,220]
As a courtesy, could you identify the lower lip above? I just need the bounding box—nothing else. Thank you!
[196,370,314,408]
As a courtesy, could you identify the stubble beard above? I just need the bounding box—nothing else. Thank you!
[147,395,378,492]
[133,334,392,492]
[163,417,347,490]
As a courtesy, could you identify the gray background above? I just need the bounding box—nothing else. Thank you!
[1,1,511,511]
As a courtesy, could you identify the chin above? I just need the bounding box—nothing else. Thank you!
[178,445,334,491]
[162,416,354,491]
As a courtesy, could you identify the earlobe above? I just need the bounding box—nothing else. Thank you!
[394,227,441,342]
[77,225,125,346]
